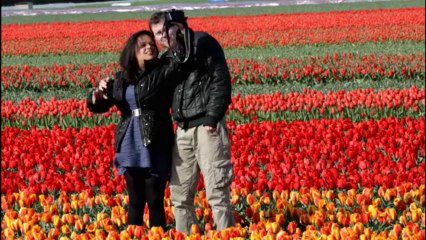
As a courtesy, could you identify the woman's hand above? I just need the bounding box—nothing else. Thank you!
[92,77,111,104]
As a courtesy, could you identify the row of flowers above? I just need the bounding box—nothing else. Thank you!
[2,8,424,55]
[2,117,424,195]
[2,53,424,90]
[2,86,424,128]
[2,183,424,239]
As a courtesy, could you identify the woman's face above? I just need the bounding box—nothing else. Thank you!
[135,34,158,67]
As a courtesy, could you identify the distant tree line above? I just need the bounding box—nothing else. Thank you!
[2,0,112,7]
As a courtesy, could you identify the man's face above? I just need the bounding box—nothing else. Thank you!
[151,18,169,48]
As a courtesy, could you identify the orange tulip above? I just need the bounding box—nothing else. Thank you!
[203,208,212,222]
[403,191,414,203]
[249,223,258,232]
[363,227,373,238]
[312,212,324,227]
[190,223,201,235]
[326,202,335,214]
[275,213,285,225]
[262,196,271,205]
[276,230,289,240]
[119,230,131,240]
[75,219,84,232]
[353,222,364,235]
[48,228,60,239]
[40,212,52,223]
[246,194,256,205]
[337,192,346,205]
[372,198,381,207]
[204,222,213,232]
[86,223,96,233]
[300,214,311,225]
[106,231,120,239]
[330,223,339,238]
[82,213,90,224]
[350,213,361,224]
[62,203,71,213]
[300,194,310,205]
[345,196,354,207]
[391,224,402,238]
[132,225,144,238]
[195,207,203,220]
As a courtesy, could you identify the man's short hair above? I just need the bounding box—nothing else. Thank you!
[149,11,165,30]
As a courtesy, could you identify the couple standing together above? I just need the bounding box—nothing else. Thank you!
[87,10,234,234]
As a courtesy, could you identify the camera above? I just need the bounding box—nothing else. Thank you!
[163,9,192,63]
[164,9,187,27]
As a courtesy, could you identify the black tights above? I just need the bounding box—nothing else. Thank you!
[124,168,167,229]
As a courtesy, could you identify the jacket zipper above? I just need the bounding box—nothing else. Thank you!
[135,76,147,146]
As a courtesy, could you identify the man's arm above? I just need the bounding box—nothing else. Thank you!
[199,34,232,128]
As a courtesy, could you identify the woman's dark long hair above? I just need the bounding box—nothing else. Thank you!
[119,30,158,81]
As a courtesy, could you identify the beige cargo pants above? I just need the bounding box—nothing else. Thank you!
[170,118,235,234]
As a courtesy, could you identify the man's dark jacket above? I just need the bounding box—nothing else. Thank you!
[162,29,232,129]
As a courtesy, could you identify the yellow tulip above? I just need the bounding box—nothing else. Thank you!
[352,222,364,235]
[372,198,381,207]
[404,191,414,203]
[289,191,299,206]
[11,219,22,232]
[231,194,240,204]
[411,209,421,222]
[337,192,346,205]
[119,230,131,240]
[387,208,397,221]
[266,222,279,234]
[52,215,62,228]
[3,228,15,239]
[363,227,373,238]
[95,229,107,239]
[368,205,378,219]
[61,224,71,234]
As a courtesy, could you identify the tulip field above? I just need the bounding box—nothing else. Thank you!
[1,0,425,239]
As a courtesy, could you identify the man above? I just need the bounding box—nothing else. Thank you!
[149,10,235,234]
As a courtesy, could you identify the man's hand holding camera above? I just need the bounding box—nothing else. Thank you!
[166,23,185,49]
[166,22,186,60]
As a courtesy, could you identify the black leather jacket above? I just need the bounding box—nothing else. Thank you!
[162,30,232,129]
[86,58,178,152]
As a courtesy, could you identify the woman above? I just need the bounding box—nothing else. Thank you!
[87,30,179,230]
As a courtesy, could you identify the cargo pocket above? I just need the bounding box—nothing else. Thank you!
[211,166,233,189]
